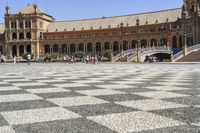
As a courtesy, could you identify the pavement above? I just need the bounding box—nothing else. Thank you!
[0,63,200,133]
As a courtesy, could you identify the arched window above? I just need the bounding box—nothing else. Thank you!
[12,33,17,40]
[27,45,31,53]
[19,45,24,56]
[160,38,168,46]
[26,32,31,40]
[19,33,24,40]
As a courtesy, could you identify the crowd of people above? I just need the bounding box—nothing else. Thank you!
[12,54,108,65]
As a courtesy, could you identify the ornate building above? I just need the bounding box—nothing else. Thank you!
[0,0,199,59]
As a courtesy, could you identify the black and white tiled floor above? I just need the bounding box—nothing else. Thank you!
[0,63,200,133]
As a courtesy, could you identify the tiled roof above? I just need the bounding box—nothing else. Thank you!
[0,24,5,34]
[17,4,44,14]
[46,8,182,32]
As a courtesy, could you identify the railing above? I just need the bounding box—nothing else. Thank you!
[173,44,200,62]
[0,55,7,63]
[128,47,171,62]
[112,48,137,62]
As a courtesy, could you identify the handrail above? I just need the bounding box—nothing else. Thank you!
[0,55,7,63]
[128,47,171,62]
[173,44,200,61]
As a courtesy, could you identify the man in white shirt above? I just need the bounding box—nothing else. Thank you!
[27,53,31,65]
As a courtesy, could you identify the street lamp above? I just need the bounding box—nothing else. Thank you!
[182,0,188,55]
[120,22,124,52]
[136,18,140,62]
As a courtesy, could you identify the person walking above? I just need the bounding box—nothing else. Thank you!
[13,56,16,64]
[27,53,31,65]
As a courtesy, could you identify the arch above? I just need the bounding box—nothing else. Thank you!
[78,43,84,52]
[62,44,67,53]
[113,41,119,52]
[19,45,24,56]
[70,43,76,53]
[160,38,168,46]
[150,38,157,47]
[87,43,93,53]
[141,39,147,48]
[44,44,50,54]
[53,44,59,53]
[12,45,17,57]
[179,35,182,49]
[104,42,110,51]
[27,45,31,53]
[26,32,31,40]
[122,40,128,51]
[12,33,17,40]
[0,46,3,54]
[172,36,177,48]
[131,40,137,49]
[19,32,24,40]
[96,42,101,52]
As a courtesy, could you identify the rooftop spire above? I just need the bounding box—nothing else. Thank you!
[5,2,10,14]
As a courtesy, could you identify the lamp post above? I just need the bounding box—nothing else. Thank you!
[120,22,124,52]
[182,1,188,56]
[136,18,140,62]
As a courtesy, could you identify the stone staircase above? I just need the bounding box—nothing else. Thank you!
[177,49,200,62]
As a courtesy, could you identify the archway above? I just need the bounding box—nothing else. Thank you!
[96,42,101,52]
[53,44,59,53]
[179,35,182,49]
[27,45,31,53]
[122,41,128,51]
[151,38,157,47]
[160,38,168,46]
[70,43,76,53]
[44,44,50,54]
[62,44,67,53]
[141,39,147,48]
[19,45,24,56]
[87,43,93,53]
[12,45,17,57]
[131,40,137,49]
[104,42,110,51]
[172,36,177,48]
[78,43,84,52]
[113,41,119,52]
[0,46,3,54]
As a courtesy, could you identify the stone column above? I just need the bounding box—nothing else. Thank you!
[36,42,40,60]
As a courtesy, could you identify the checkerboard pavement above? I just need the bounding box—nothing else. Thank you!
[0,63,200,133]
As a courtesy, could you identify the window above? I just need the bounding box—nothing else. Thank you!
[25,21,31,28]
[11,21,17,29]
[19,22,23,29]
[40,32,43,39]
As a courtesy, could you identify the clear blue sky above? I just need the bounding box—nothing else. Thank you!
[0,0,183,23]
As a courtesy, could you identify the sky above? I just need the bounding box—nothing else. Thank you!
[0,0,183,23]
